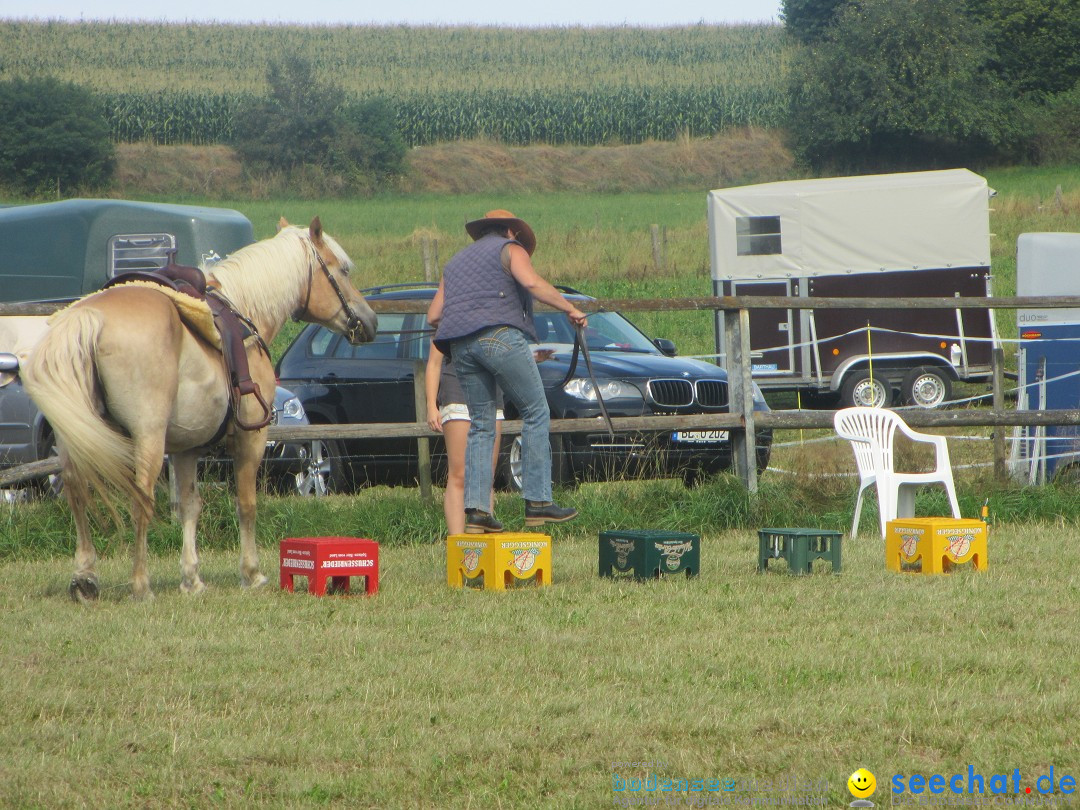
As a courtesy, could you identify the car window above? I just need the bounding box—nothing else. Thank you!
[333,313,408,360]
[309,327,338,357]
[537,311,659,353]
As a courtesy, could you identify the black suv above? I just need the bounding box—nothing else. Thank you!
[275,284,772,492]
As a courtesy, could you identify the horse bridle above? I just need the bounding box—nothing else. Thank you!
[560,322,615,438]
[295,238,369,344]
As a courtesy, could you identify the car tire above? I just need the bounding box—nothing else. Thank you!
[841,371,891,409]
[902,366,951,409]
[287,440,332,497]
[498,433,573,493]
[287,437,354,495]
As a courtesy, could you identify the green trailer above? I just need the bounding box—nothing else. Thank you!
[0,198,254,304]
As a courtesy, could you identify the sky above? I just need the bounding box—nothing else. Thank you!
[0,0,781,27]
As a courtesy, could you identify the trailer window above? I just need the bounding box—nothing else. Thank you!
[108,233,177,277]
[736,216,782,256]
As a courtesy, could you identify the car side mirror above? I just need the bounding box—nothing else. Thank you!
[653,338,677,357]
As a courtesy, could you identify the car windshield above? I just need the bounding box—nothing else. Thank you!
[533,310,659,353]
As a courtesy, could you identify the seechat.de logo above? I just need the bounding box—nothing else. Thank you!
[848,768,876,808]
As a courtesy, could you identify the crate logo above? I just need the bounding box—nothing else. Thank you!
[900,533,919,558]
[461,548,482,574]
[848,768,876,807]
[610,539,635,568]
[656,541,694,571]
[947,532,974,559]
[509,547,541,575]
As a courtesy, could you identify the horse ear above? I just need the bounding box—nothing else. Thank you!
[309,217,324,245]
[277,216,290,231]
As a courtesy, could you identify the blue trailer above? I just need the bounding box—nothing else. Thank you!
[1011,232,1080,483]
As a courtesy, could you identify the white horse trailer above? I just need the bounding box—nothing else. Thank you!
[708,169,998,408]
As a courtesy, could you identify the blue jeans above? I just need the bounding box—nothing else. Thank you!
[451,326,552,508]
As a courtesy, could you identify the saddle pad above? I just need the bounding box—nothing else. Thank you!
[51,280,222,350]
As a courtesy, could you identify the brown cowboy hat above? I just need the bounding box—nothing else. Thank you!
[465,209,537,256]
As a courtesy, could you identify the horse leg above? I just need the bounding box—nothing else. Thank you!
[170,451,206,595]
[63,460,99,604]
[129,440,166,601]
[232,433,268,589]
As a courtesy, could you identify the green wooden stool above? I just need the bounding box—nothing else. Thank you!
[599,529,700,580]
[757,528,842,575]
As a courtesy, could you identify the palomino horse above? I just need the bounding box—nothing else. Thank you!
[21,218,376,602]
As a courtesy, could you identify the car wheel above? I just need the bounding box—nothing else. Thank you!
[289,440,331,497]
[288,438,354,495]
[902,366,951,409]
[499,434,573,492]
[841,372,891,408]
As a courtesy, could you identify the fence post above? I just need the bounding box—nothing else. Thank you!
[993,347,1007,481]
[413,360,433,502]
[723,306,758,492]
[422,236,438,283]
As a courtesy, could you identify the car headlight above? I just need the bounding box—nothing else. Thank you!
[562,377,642,402]
[280,395,305,420]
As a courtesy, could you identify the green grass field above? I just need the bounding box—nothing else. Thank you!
[1,516,1077,808]
[4,169,1080,807]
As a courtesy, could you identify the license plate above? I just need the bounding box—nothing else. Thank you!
[672,430,729,443]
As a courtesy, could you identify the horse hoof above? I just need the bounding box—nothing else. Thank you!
[131,588,156,603]
[68,576,99,604]
[242,573,269,590]
[180,579,207,596]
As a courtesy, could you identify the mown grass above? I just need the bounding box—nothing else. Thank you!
[1,515,1077,808]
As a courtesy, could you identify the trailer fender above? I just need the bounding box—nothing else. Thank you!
[830,354,958,392]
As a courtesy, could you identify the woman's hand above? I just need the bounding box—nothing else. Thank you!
[426,406,443,433]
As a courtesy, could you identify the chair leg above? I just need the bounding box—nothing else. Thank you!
[945,481,961,519]
[876,485,893,539]
[851,488,865,540]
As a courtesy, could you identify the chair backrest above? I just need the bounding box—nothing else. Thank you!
[833,407,904,479]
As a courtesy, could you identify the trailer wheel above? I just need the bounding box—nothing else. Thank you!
[902,366,951,409]
[841,372,890,408]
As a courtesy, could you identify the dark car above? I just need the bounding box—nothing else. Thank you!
[275,284,772,492]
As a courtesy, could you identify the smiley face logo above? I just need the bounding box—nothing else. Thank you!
[848,768,876,799]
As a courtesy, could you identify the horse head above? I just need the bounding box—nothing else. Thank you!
[281,216,377,345]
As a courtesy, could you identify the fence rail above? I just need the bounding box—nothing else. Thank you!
[4,292,1078,491]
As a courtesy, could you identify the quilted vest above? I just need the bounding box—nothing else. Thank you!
[434,234,538,353]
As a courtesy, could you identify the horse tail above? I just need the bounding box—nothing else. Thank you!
[21,307,145,516]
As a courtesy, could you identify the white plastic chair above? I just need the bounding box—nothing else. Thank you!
[833,407,961,539]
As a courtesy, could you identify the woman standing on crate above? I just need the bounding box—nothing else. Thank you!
[427,209,586,533]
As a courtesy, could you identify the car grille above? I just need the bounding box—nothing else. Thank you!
[646,378,727,409]
[695,380,728,408]
[647,379,694,407]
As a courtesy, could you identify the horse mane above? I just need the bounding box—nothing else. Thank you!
[204,226,353,331]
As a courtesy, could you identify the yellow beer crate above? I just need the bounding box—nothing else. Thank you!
[446,533,551,590]
[886,517,987,574]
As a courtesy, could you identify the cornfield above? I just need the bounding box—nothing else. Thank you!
[0,20,791,146]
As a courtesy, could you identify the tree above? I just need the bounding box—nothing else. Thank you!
[0,77,115,194]
[780,0,850,43]
[786,0,1018,170]
[966,0,1080,97]
[232,55,405,191]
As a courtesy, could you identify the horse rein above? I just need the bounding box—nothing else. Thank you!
[572,322,615,438]
[296,238,369,344]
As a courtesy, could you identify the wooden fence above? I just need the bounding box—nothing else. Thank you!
[5,294,1080,493]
